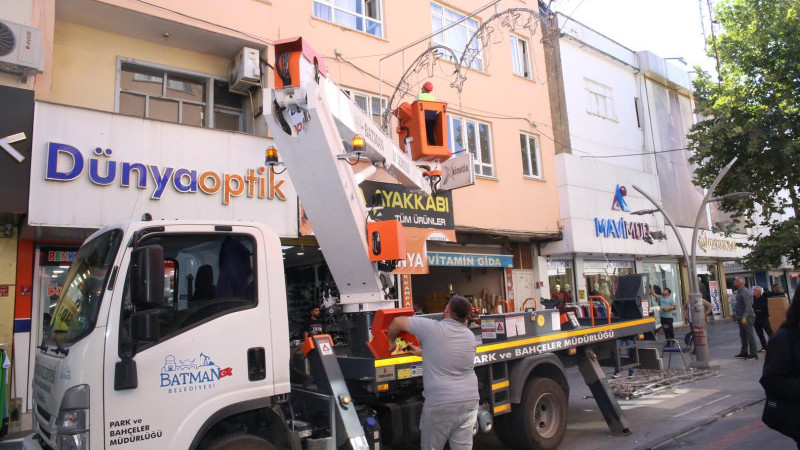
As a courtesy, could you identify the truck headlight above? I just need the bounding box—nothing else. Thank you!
[56,432,89,450]
[55,384,89,450]
[56,409,87,433]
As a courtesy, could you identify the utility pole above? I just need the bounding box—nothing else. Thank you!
[633,158,748,369]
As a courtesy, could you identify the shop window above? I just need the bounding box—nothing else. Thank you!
[448,114,494,177]
[431,2,484,71]
[313,0,383,37]
[584,261,634,303]
[118,62,246,132]
[118,234,257,354]
[510,34,531,79]
[768,274,788,295]
[547,260,574,305]
[520,132,541,178]
[641,262,684,324]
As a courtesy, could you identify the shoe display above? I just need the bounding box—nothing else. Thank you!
[734,353,747,358]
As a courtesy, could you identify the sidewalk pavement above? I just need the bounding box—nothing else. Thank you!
[561,318,767,450]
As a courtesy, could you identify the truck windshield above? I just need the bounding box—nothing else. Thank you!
[44,229,123,347]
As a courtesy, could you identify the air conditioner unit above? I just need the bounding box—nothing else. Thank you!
[0,20,45,81]
[228,47,261,93]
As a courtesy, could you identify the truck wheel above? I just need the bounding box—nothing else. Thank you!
[493,413,520,449]
[511,377,567,450]
[205,433,277,450]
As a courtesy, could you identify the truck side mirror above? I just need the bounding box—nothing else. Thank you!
[129,245,165,306]
[131,310,160,343]
[115,310,160,391]
[114,358,138,391]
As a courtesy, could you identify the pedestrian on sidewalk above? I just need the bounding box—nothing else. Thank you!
[612,338,635,379]
[732,277,758,360]
[658,287,677,341]
[753,286,774,352]
[760,287,800,448]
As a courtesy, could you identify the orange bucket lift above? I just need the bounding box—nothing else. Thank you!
[394,100,451,163]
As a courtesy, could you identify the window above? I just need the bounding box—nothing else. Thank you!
[431,2,483,71]
[510,35,531,79]
[119,234,257,353]
[343,89,387,125]
[118,62,246,132]
[313,0,383,37]
[585,79,616,120]
[520,132,541,178]
[44,230,122,347]
[448,115,493,176]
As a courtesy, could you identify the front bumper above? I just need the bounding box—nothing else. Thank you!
[22,433,45,450]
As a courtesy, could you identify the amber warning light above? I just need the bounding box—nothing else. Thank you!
[351,135,366,155]
[265,146,280,165]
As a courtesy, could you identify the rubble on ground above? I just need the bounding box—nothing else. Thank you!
[607,369,722,399]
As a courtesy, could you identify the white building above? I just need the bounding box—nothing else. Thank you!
[541,14,749,325]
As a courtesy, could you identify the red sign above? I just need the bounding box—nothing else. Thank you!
[0,286,8,297]
[20,285,31,296]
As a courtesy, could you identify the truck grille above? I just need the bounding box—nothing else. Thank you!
[37,404,52,422]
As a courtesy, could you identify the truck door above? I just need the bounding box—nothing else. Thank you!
[102,230,276,449]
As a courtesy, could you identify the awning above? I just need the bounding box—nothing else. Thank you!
[427,252,513,268]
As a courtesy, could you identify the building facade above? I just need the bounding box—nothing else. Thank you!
[2,0,563,414]
[541,14,750,327]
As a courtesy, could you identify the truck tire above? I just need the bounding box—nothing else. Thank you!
[493,413,521,449]
[204,433,277,450]
[510,377,567,450]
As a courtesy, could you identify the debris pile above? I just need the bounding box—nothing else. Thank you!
[608,369,722,400]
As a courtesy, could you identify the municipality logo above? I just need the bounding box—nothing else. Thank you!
[611,185,630,212]
[160,352,232,394]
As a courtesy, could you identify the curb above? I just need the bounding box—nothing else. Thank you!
[634,396,766,450]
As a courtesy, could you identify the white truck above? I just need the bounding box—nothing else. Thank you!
[25,37,655,450]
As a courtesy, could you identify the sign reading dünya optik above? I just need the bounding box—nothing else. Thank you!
[45,142,287,204]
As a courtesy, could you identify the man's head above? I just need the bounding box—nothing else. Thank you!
[422,81,433,93]
[754,286,764,297]
[662,287,671,297]
[310,307,320,319]
[733,277,744,290]
[445,295,471,324]
[772,284,782,293]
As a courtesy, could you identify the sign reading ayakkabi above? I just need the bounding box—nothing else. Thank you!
[45,142,286,204]
[360,180,454,230]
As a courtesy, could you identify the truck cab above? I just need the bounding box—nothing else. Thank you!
[27,221,291,450]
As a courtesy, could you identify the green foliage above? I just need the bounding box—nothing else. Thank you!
[688,0,800,269]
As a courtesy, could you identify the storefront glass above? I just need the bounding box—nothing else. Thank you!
[583,260,634,302]
[696,263,721,318]
[35,247,79,341]
[641,262,684,324]
[769,273,789,295]
[547,260,574,305]
[789,272,799,300]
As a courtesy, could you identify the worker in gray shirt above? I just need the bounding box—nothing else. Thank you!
[388,295,479,450]
[732,277,758,360]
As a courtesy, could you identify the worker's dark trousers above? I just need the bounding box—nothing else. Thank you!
[754,314,773,350]
[661,317,674,340]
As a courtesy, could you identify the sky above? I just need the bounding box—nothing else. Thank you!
[549,0,721,75]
